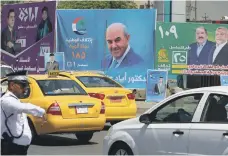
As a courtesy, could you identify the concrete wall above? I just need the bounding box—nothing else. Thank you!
[171,1,186,22]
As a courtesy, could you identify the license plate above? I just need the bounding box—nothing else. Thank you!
[76,107,88,114]
[110,98,122,103]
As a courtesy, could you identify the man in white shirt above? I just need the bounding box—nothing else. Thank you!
[209,27,228,65]
[1,70,46,155]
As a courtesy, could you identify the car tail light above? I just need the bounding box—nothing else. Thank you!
[88,93,105,100]
[47,102,62,115]
[127,93,135,100]
[100,101,105,114]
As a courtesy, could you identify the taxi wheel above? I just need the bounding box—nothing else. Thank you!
[109,142,133,155]
[75,132,93,143]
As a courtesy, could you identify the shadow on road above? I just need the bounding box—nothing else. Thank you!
[31,135,98,146]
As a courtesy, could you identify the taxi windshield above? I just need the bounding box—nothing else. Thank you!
[77,76,122,88]
[37,79,87,96]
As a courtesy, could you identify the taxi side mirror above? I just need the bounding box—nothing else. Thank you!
[139,114,151,124]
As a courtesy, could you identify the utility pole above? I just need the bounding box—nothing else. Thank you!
[202,13,209,21]
[145,0,153,8]
[186,2,197,21]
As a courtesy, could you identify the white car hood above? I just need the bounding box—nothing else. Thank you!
[112,117,141,130]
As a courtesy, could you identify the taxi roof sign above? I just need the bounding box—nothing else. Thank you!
[48,70,60,78]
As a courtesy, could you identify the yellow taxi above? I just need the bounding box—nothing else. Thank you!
[1,72,106,142]
[59,71,137,125]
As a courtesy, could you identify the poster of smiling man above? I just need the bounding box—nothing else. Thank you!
[1,1,56,73]
[155,22,228,76]
[57,9,156,89]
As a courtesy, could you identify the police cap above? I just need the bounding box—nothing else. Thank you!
[6,70,30,86]
[50,53,54,56]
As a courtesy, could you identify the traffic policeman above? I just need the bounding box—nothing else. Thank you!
[1,70,46,155]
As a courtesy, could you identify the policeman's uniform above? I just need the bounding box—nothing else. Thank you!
[1,70,46,155]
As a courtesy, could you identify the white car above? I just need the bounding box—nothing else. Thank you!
[1,64,14,78]
[103,86,228,155]
[1,64,14,94]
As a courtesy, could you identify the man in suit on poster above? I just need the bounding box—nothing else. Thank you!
[187,26,215,65]
[154,77,166,95]
[45,53,59,72]
[208,27,228,65]
[102,23,144,70]
[1,9,21,55]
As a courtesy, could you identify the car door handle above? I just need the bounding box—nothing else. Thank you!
[223,132,228,136]
[173,131,184,135]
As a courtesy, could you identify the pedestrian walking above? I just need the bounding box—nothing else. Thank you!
[1,70,46,155]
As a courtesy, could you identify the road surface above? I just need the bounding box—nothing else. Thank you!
[28,125,110,155]
[28,106,151,155]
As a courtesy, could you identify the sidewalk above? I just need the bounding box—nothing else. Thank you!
[136,101,157,114]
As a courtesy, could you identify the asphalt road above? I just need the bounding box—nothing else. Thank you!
[28,124,111,155]
[28,103,151,155]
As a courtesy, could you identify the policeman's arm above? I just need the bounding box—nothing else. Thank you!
[5,98,45,117]
[23,103,46,117]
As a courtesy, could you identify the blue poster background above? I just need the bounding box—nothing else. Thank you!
[56,9,106,71]
[56,9,156,89]
[146,69,168,102]
[220,76,228,86]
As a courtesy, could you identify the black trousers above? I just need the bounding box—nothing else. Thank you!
[1,139,29,155]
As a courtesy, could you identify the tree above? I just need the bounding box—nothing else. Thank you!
[57,1,138,9]
[1,0,22,5]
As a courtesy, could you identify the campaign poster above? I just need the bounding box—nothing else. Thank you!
[44,52,65,71]
[56,9,156,88]
[1,1,56,73]
[155,22,228,76]
[146,69,168,102]
[220,75,228,86]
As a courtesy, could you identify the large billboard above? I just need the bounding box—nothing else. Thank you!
[155,22,228,76]
[57,9,156,88]
[1,1,56,73]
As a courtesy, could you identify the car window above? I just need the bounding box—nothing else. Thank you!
[77,76,122,88]
[1,67,14,78]
[201,94,228,123]
[37,79,87,96]
[150,93,203,123]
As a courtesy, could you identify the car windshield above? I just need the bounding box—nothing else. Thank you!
[37,80,87,96]
[1,67,14,78]
[77,76,122,88]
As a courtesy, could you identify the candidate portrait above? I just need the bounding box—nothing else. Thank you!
[187,26,215,65]
[45,53,59,73]
[1,9,21,55]
[153,77,166,95]
[102,23,144,70]
[36,6,53,42]
[208,27,228,65]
